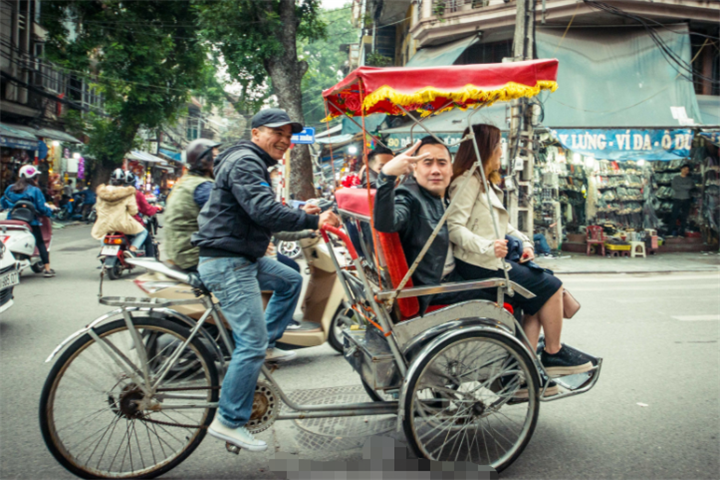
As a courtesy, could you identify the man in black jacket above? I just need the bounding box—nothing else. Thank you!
[373,136,493,314]
[193,108,339,452]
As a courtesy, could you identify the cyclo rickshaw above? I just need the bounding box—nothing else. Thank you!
[39,59,602,479]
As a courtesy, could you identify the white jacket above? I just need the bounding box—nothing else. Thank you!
[448,170,533,271]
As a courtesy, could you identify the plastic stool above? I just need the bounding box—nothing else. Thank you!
[630,241,646,258]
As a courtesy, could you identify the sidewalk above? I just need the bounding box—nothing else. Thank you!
[534,251,720,274]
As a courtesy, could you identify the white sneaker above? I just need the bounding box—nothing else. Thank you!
[265,347,297,363]
[207,417,267,452]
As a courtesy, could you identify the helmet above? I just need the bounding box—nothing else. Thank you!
[186,139,221,170]
[124,170,137,186]
[110,168,126,185]
[19,165,40,179]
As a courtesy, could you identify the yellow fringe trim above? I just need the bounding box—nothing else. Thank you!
[322,80,557,121]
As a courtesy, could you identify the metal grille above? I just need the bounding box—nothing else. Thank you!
[284,385,396,452]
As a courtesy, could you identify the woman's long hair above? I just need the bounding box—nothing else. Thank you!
[11,176,36,193]
[453,123,502,187]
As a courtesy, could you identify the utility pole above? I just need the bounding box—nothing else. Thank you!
[507,0,535,239]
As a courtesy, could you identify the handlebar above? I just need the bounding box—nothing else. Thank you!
[320,224,358,260]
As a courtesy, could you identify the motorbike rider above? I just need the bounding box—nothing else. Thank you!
[1,165,56,277]
[163,138,220,272]
[77,183,96,222]
[91,168,148,257]
[192,108,340,452]
[124,171,162,257]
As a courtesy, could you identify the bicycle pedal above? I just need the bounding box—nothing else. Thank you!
[225,442,241,455]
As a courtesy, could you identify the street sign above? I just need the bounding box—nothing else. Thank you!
[291,127,315,145]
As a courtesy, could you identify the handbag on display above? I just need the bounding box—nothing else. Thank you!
[563,289,581,319]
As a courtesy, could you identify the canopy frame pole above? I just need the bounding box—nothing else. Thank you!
[322,100,338,191]
[386,95,514,305]
[408,100,455,144]
[326,100,392,151]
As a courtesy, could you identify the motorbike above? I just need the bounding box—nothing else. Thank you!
[99,214,161,280]
[55,193,85,222]
[0,201,53,275]
[0,239,19,314]
[132,213,351,353]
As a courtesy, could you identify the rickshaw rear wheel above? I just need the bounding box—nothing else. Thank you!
[402,330,539,472]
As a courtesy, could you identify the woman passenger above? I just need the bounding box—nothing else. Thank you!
[447,124,595,378]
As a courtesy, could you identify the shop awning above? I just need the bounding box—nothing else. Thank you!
[380,102,509,151]
[127,150,166,164]
[405,35,480,68]
[697,95,720,126]
[6,124,82,144]
[159,148,182,162]
[0,122,39,150]
[535,25,702,128]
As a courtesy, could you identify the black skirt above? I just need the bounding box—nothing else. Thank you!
[455,258,562,316]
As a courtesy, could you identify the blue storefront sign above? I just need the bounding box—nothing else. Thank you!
[698,131,720,147]
[550,129,694,161]
[0,136,38,151]
[291,127,315,145]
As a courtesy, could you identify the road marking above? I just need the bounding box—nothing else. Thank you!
[671,315,720,321]
[564,274,720,284]
[571,285,719,292]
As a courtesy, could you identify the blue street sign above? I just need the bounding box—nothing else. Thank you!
[291,127,315,145]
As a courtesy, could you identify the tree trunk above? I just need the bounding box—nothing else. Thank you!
[266,0,315,201]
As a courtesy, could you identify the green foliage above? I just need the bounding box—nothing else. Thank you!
[41,0,214,166]
[433,0,447,20]
[366,51,393,67]
[63,110,140,167]
[300,5,359,126]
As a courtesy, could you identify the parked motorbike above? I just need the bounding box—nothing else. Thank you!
[132,226,352,353]
[55,193,85,222]
[0,240,19,314]
[0,201,53,275]
[99,214,161,280]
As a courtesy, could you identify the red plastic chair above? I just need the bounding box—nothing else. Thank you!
[586,226,605,256]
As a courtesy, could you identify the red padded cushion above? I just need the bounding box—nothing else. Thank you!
[335,187,420,319]
[335,187,375,217]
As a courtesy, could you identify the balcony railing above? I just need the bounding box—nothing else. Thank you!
[430,0,489,17]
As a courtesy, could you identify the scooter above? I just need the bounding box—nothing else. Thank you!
[0,240,19,314]
[55,193,84,222]
[131,229,353,353]
[99,214,161,280]
[0,201,53,275]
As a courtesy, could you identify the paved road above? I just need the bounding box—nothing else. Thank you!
[1,223,718,479]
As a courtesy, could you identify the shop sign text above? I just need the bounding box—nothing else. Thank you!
[551,129,694,161]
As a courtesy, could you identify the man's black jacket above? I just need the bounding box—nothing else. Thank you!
[373,172,449,314]
[192,140,318,260]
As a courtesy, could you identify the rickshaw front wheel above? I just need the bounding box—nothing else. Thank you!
[402,330,539,472]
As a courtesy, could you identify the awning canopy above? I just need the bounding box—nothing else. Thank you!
[322,59,559,119]
[159,148,182,162]
[380,103,509,151]
[0,123,39,150]
[535,25,702,128]
[6,124,82,143]
[127,150,166,164]
[405,35,480,68]
[697,95,720,126]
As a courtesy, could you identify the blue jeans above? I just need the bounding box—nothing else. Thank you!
[130,228,148,250]
[533,233,551,254]
[198,256,303,428]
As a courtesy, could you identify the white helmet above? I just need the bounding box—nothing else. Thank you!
[19,165,40,179]
[110,168,126,185]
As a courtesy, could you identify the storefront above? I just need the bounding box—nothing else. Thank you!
[0,123,38,193]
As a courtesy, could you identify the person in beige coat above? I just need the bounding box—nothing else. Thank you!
[448,124,595,383]
[91,169,148,256]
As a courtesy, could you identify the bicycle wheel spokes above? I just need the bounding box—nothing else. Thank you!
[406,334,538,470]
[41,319,217,479]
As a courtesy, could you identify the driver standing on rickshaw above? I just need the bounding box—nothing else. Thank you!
[373,135,594,394]
[192,108,340,452]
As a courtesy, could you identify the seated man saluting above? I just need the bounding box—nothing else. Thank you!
[373,136,495,316]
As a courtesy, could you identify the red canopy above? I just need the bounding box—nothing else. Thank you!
[322,59,558,120]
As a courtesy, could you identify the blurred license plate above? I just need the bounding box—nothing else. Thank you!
[101,245,120,256]
[0,270,19,289]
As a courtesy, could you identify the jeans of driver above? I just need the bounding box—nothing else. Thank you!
[198,256,303,428]
[129,228,148,250]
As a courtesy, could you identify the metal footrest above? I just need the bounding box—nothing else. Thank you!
[98,296,203,308]
[342,327,401,391]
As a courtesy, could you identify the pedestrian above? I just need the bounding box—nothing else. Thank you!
[1,165,57,277]
[667,164,695,237]
[192,108,340,452]
[164,138,221,272]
